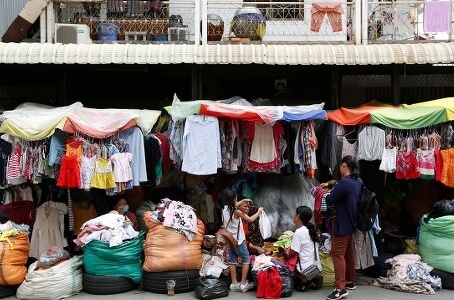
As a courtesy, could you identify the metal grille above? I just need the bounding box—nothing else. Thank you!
[340,73,454,106]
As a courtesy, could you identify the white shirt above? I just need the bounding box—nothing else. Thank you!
[290,226,322,273]
[357,126,385,161]
[182,115,221,175]
[222,206,245,245]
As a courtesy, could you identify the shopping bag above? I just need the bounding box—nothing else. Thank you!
[259,211,272,239]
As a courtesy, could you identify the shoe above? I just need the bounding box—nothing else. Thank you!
[240,281,254,293]
[310,275,324,290]
[345,282,356,290]
[229,283,241,291]
[327,289,348,300]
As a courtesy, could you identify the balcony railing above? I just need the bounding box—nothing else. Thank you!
[51,0,454,44]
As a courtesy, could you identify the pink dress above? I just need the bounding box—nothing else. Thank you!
[110,152,133,183]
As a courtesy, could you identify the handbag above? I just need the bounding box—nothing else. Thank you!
[298,241,321,281]
[215,212,239,249]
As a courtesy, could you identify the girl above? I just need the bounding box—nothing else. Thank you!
[288,205,323,292]
[219,188,263,293]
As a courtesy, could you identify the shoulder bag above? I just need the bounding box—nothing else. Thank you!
[215,211,239,249]
[298,241,321,281]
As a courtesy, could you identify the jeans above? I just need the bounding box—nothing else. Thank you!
[229,242,251,265]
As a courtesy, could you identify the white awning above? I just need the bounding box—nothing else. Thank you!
[1,42,454,65]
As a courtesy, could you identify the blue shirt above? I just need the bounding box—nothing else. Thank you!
[325,176,361,236]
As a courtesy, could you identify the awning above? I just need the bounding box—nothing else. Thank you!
[165,94,326,123]
[327,100,394,125]
[0,102,161,140]
[328,98,454,129]
[1,42,454,65]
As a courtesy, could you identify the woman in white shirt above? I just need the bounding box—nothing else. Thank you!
[289,205,323,292]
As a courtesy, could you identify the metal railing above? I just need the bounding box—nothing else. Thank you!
[52,0,454,44]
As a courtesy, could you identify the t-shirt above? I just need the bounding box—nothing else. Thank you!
[290,226,321,272]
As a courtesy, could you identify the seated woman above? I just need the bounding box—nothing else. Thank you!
[114,197,139,231]
[287,206,323,292]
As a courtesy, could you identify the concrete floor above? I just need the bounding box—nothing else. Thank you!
[3,280,453,300]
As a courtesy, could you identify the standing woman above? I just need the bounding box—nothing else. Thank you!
[323,155,361,300]
[288,205,323,292]
[219,188,263,293]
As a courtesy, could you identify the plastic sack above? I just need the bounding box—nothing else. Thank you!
[254,173,317,239]
[83,231,145,283]
[252,266,294,298]
[0,232,29,285]
[195,276,229,300]
[278,266,294,297]
[38,246,70,269]
[259,211,271,240]
[16,255,83,300]
[418,214,454,273]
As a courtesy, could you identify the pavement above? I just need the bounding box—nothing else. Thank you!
[4,276,453,300]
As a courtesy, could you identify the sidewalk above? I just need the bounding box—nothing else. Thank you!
[4,280,453,300]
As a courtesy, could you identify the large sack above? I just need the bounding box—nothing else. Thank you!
[16,255,83,300]
[84,231,145,284]
[320,252,335,287]
[143,211,204,272]
[0,232,29,285]
[418,214,454,273]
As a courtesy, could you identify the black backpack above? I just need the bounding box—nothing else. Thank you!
[357,181,379,232]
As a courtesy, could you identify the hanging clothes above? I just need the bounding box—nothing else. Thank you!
[72,200,97,235]
[29,205,64,258]
[423,0,451,33]
[0,140,12,186]
[357,126,385,161]
[181,115,222,175]
[90,158,116,189]
[119,127,148,186]
[47,200,69,247]
[440,148,454,188]
[395,150,420,180]
[6,143,27,186]
[311,3,343,33]
[246,122,284,173]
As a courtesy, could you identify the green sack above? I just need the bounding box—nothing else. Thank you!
[418,214,454,273]
[83,231,145,283]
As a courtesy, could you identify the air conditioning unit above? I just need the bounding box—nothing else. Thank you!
[55,23,92,44]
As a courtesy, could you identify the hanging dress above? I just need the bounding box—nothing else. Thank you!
[29,205,63,258]
[90,158,116,189]
[56,143,82,188]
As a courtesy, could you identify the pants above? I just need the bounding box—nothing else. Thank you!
[331,233,356,290]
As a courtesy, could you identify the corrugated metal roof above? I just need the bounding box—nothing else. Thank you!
[1,42,454,65]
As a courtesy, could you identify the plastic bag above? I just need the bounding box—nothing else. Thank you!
[38,246,70,269]
[195,276,229,300]
[259,211,272,240]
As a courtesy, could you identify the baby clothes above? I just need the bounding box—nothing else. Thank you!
[111,152,133,183]
[80,155,96,191]
[90,158,116,189]
[379,147,397,173]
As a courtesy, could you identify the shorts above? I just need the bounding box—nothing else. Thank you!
[228,241,250,265]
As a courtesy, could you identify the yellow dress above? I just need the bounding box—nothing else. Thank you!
[90,158,116,189]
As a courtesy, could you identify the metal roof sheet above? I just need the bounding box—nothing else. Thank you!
[1,42,454,65]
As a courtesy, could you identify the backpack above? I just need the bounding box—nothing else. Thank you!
[357,181,379,232]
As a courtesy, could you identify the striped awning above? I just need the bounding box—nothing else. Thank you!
[1,42,454,65]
